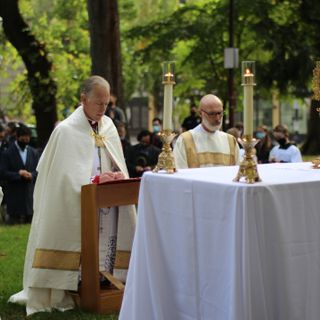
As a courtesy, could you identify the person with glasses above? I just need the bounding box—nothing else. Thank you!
[173,94,240,168]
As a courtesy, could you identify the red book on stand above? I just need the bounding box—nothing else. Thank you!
[91,175,141,185]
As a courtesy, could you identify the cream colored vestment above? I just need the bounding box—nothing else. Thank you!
[173,124,240,169]
[9,106,136,315]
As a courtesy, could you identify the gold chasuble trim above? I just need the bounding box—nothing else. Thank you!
[182,131,199,168]
[183,130,236,168]
[33,248,80,271]
[197,152,235,166]
[227,134,237,164]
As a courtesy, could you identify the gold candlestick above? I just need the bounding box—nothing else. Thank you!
[312,158,320,169]
[312,61,320,102]
[234,61,261,183]
[153,130,177,173]
[311,61,320,168]
[233,135,261,183]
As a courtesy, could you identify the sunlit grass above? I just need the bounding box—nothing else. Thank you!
[303,155,319,162]
[0,224,118,320]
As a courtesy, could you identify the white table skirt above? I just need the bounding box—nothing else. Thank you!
[120,162,320,320]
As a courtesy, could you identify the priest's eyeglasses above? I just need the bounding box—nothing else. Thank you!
[200,109,224,117]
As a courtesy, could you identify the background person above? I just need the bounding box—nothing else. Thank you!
[1,124,39,224]
[254,125,274,163]
[105,93,126,125]
[150,117,163,149]
[227,127,245,161]
[5,121,18,145]
[0,124,8,222]
[126,130,160,177]
[116,121,131,156]
[269,124,302,163]
[181,104,201,132]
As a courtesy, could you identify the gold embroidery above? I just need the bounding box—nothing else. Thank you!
[227,134,238,164]
[183,131,237,167]
[198,152,235,166]
[33,248,80,271]
[182,131,199,168]
[91,131,105,147]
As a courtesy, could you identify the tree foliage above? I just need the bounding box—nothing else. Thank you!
[0,0,57,147]
[0,0,90,122]
[1,0,320,151]
[125,0,320,152]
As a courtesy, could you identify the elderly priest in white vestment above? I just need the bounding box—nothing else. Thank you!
[174,94,240,168]
[9,76,136,315]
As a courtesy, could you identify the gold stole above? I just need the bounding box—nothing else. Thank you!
[182,131,236,168]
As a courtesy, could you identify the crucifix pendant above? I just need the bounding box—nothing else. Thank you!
[92,132,105,147]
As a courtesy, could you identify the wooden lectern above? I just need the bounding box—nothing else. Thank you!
[78,178,140,314]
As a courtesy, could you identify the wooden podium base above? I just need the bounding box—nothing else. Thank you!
[79,179,140,314]
[69,283,124,314]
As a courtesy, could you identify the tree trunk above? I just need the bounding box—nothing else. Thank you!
[301,99,320,155]
[87,0,124,110]
[0,0,57,149]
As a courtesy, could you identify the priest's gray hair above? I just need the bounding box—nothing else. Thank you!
[81,75,110,96]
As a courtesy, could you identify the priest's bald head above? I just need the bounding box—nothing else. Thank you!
[199,94,224,132]
[80,76,111,122]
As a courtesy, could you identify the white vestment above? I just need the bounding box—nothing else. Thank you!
[9,106,136,315]
[173,124,240,169]
[269,144,302,163]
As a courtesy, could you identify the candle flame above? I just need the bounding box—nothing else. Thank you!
[165,72,174,77]
[245,68,251,75]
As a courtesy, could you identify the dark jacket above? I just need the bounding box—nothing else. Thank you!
[1,143,39,218]
[126,143,160,177]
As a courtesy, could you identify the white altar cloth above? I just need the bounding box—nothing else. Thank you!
[119,162,320,320]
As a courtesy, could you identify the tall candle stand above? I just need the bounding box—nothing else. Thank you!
[234,61,261,183]
[311,61,320,169]
[153,61,177,173]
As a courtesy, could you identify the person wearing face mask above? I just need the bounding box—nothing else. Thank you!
[150,117,163,149]
[255,125,274,163]
[0,124,39,224]
[173,94,240,168]
[181,104,202,132]
[269,124,302,163]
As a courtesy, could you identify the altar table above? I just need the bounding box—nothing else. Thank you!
[119,162,320,320]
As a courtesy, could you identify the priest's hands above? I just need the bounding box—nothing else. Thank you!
[99,171,125,183]
[19,169,32,180]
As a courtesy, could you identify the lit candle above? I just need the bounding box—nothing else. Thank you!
[162,62,175,130]
[242,62,255,137]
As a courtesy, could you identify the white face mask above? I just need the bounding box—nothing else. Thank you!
[202,117,222,132]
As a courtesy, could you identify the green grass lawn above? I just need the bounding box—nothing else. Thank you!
[0,223,118,320]
[303,155,319,162]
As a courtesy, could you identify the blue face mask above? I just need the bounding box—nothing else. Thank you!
[153,125,161,133]
[256,132,266,139]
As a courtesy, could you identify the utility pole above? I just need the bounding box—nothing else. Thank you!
[228,0,236,128]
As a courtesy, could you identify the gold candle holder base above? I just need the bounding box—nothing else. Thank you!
[153,130,177,174]
[312,158,320,169]
[233,136,261,184]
